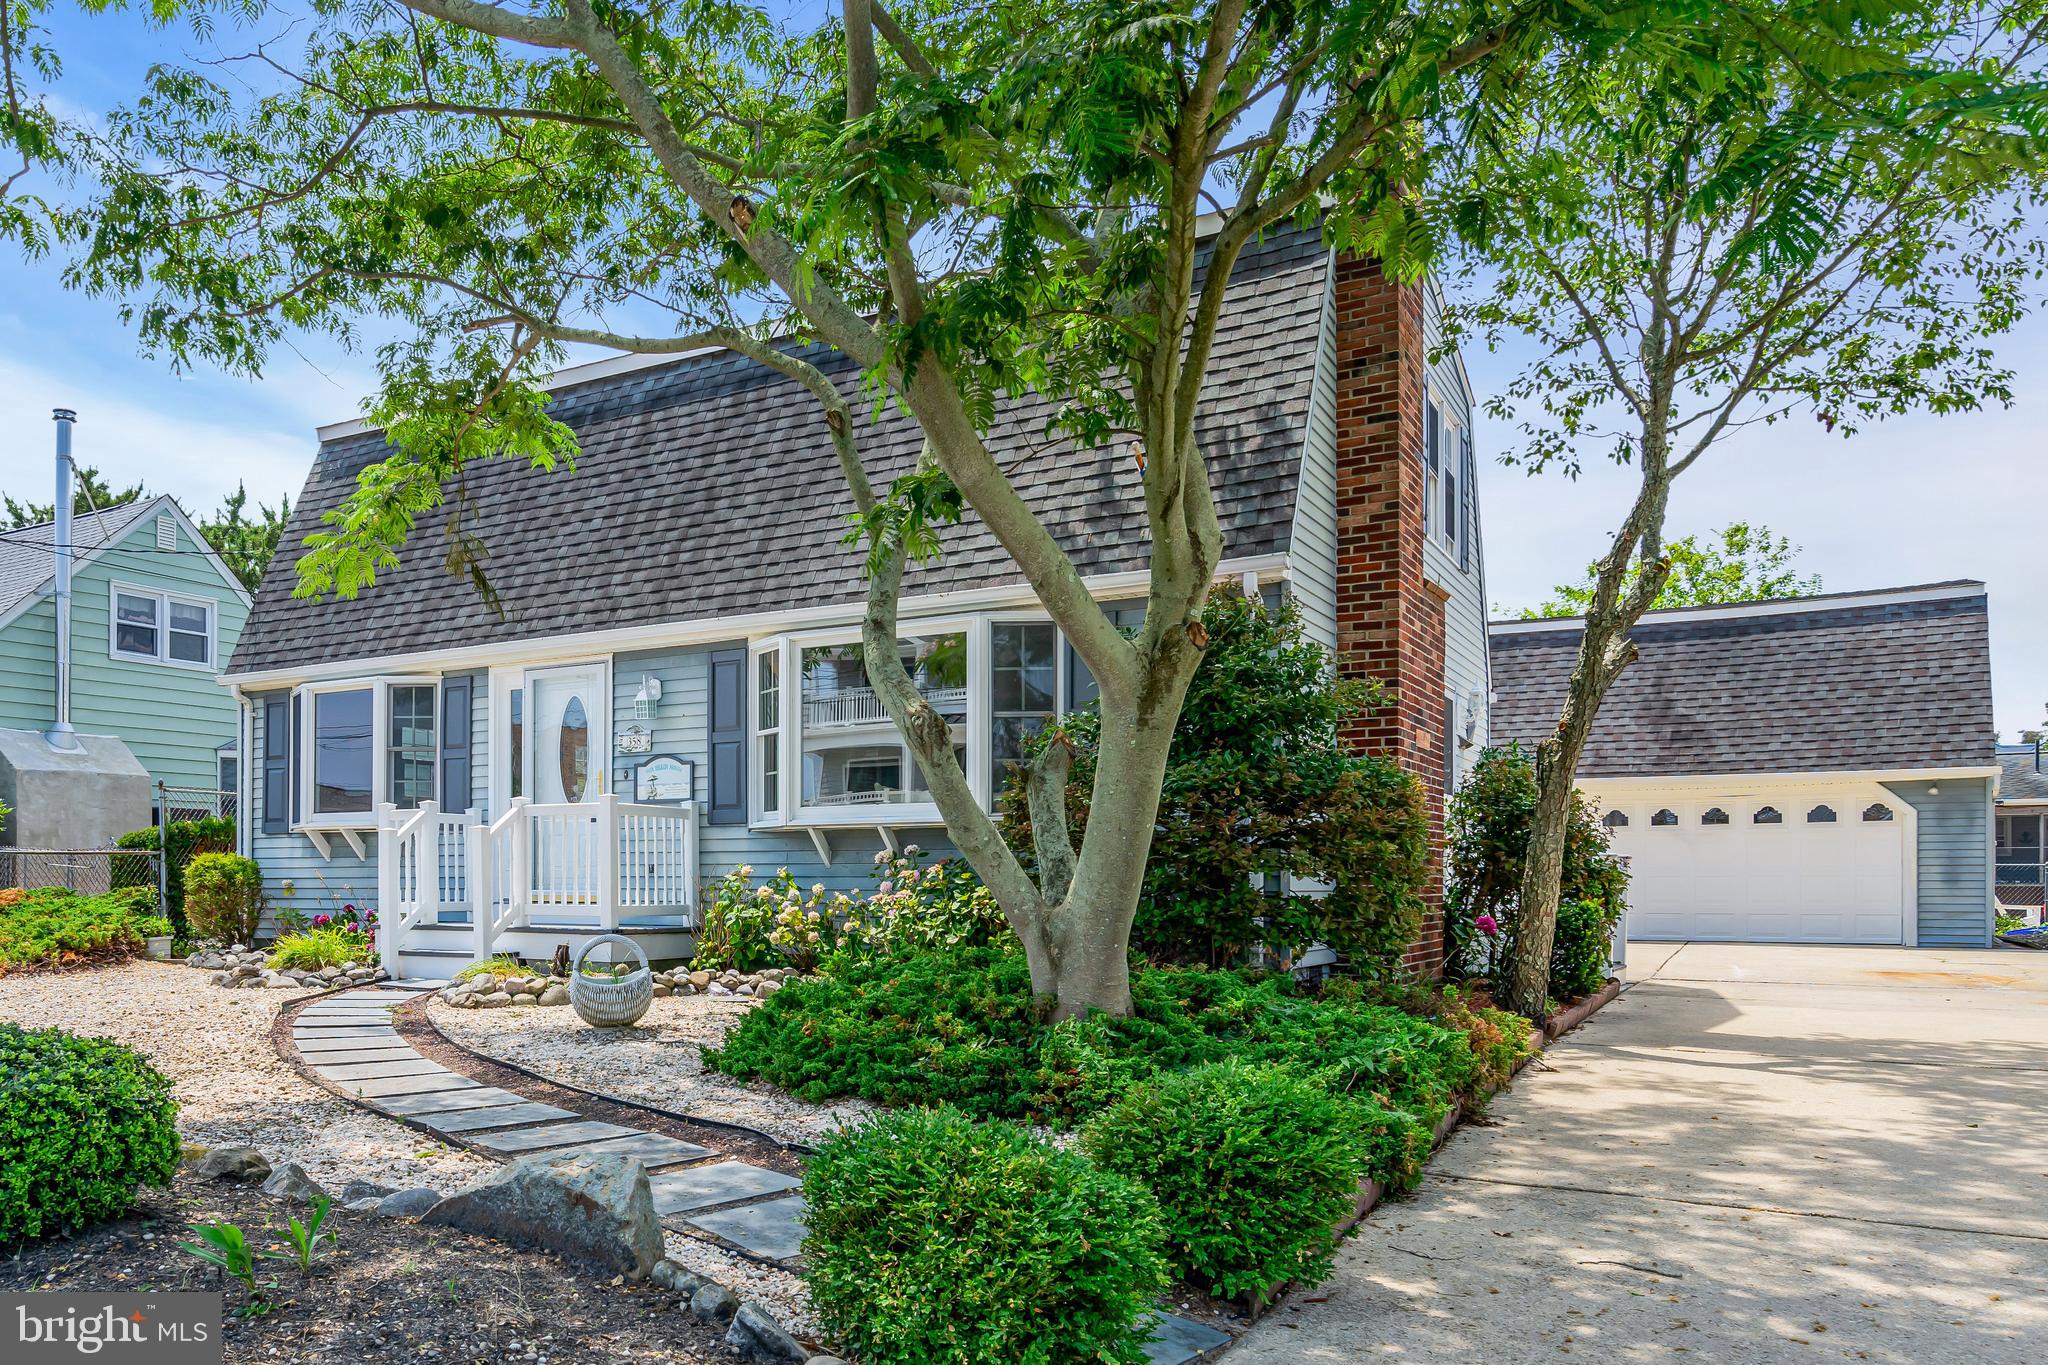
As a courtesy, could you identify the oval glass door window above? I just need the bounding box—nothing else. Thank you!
[559,695,590,801]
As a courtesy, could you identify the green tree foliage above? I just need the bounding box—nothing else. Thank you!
[1525,522,1822,618]
[2,463,143,529]
[197,483,292,592]
[1444,745,1627,996]
[34,0,1697,1021]
[1001,593,1429,973]
[1438,3,2048,1017]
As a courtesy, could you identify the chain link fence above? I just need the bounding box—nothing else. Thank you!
[0,847,160,897]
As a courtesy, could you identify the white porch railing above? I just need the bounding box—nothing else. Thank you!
[376,800,476,976]
[379,794,699,974]
[802,683,967,729]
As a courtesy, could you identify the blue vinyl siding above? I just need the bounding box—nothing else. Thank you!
[1886,777,1994,947]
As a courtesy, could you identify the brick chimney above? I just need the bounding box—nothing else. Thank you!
[1330,252,1449,977]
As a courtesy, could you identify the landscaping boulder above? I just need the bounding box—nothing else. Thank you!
[689,1282,738,1326]
[375,1187,444,1218]
[725,1303,806,1363]
[340,1179,395,1204]
[538,985,569,1007]
[261,1163,327,1203]
[422,1153,662,1279]
[191,1146,272,1183]
[650,1259,706,1295]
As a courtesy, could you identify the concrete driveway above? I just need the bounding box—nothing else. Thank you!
[1222,942,2048,1363]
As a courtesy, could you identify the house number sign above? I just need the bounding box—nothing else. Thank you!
[616,723,653,755]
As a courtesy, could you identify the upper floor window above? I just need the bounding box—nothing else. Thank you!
[111,584,214,668]
[798,633,967,811]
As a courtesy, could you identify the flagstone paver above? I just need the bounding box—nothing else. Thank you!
[464,1118,643,1153]
[688,1195,808,1262]
[649,1160,803,1215]
[284,982,1234,1361]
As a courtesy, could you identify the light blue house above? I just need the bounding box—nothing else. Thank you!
[225,226,1496,975]
[0,495,250,824]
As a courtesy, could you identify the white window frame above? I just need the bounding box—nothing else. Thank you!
[986,611,1068,802]
[293,676,442,829]
[108,580,218,671]
[1429,392,1461,555]
[750,637,795,824]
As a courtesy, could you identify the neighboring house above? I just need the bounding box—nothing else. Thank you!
[0,496,251,803]
[1995,742,2048,922]
[221,224,1492,975]
[1489,583,1998,948]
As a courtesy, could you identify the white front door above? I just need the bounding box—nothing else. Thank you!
[525,665,606,805]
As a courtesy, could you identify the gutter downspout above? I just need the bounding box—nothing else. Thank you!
[44,409,81,754]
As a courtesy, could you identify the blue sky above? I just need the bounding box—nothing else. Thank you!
[1,6,2041,738]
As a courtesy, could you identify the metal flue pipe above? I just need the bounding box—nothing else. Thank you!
[45,408,81,753]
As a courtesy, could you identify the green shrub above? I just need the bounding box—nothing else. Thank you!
[834,847,1011,960]
[690,864,790,972]
[707,947,1482,1138]
[804,1106,1168,1365]
[1551,898,1621,999]
[1443,744,1628,997]
[183,853,264,945]
[0,1025,181,1243]
[1000,594,1429,973]
[1330,976,1535,1097]
[1081,1061,1372,1297]
[113,817,235,939]
[0,887,162,971]
[268,925,374,970]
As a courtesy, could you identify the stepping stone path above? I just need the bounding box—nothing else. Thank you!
[289,983,1230,1365]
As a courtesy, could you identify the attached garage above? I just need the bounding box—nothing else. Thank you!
[1488,583,1998,949]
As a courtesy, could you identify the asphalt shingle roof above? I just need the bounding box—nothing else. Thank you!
[0,499,161,621]
[1999,746,2048,802]
[227,227,1331,676]
[1486,587,1995,776]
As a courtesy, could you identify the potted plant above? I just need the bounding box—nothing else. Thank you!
[139,915,175,960]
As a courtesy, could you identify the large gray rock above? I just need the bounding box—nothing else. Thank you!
[375,1187,444,1218]
[650,1259,707,1295]
[261,1163,327,1203]
[191,1146,272,1183]
[725,1303,806,1363]
[340,1179,395,1204]
[421,1153,662,1278]
[689,1282,738,1326]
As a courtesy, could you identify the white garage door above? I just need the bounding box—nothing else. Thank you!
[1595,788,1908,945]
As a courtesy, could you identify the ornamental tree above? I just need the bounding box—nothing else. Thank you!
[51,0,1666,1019]
[1522,521,1821,618]
[1441,1,2048,1018]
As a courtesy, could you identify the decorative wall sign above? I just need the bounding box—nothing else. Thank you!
[633,755,696,804]
[616,723,653,755]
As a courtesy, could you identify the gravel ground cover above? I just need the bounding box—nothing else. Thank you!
[426,990,874,1148]
[0,961,490,1190]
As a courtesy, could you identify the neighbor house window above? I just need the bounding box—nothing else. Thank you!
[111,584,214,668]
[1422,396,1442,540]
[298,678,440,824]
[1701,807,1730,826]
[1650,808,1678,827]
[1602,810,1629,828]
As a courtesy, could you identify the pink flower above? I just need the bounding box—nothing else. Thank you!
[1476,914,1500,938]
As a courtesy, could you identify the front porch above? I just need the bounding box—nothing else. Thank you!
[376,794,700,978]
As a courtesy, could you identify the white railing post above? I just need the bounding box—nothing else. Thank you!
[596,792,620,931]
[684,801,701,926]
[469,821,491,964]
[509,797,531,929]
[375,803,399,976]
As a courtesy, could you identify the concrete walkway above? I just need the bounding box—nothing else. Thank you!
[1223,943,2048,1363]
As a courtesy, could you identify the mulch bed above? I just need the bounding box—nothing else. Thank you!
[389,998,805,1177]
[1,1174,742,1364]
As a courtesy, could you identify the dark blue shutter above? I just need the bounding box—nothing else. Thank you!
[441,677,474,814]
[262,696,290,834]
[708,648,746,825]
[288,693,303,826]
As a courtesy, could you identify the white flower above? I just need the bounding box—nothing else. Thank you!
[735,865,753,879]
[877,880,893,895]
[873,849,892,865]
[903,843,922,858]
[812,883,826,896]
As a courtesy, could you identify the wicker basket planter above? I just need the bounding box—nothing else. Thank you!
[569,933,654,1027]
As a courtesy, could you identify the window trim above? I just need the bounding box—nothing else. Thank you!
[293,675,442,830]
[108,580,218,671]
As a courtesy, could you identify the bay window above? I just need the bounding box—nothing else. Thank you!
[990,620,1057,778]
[297,678,440,826]
[799,631,967,810]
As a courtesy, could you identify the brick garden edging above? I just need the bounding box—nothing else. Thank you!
[1243,976,1626,1320]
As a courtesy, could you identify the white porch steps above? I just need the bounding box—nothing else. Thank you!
[390,920,697,978]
